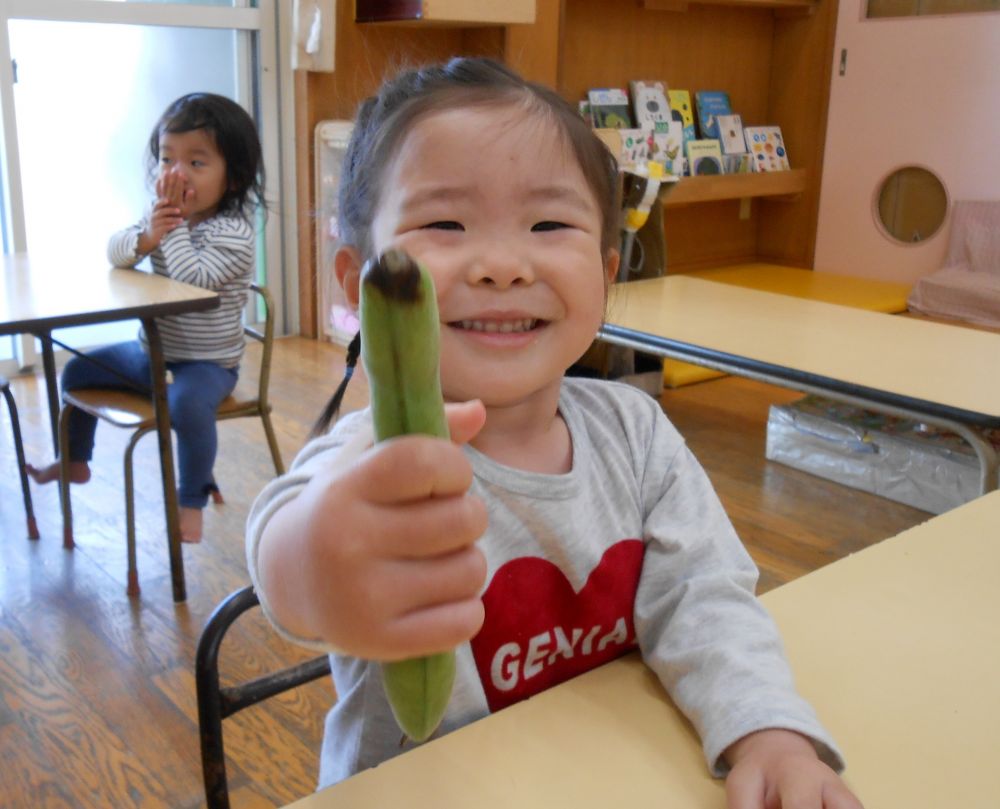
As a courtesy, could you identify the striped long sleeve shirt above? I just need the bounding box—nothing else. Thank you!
[107,213,255,368]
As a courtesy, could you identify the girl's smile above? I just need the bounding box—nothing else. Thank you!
[448,312,548,346]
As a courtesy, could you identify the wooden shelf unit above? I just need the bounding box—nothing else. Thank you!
[641,0,817,13]
[293,0,837,334]
[546,0,838,273]
[355,0,535,25]
[662,169,807,207]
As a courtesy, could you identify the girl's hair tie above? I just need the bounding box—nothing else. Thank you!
[309,330,360,438]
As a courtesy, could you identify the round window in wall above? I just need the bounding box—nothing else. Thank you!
[875,166,948,244]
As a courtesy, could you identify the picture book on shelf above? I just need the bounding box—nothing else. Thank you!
[617,128,650,169]
[686,139,725,176]
[588,88,634,129]
[725,153,755,174]
[649,120,685,177]
[694,90,732,140]
[667,89,696,144]
[716,113,746,154]
[744,125,791,171]
[629,80,671,129]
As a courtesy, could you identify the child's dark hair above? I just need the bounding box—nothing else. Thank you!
[309,56,622,438]
[340,57,620,261]
[147,92,265,219]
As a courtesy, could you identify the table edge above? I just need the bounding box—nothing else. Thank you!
[598,323,1000,430]
[0,294,220,336]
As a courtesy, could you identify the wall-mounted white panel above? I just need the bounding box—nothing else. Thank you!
[815,4,1000,284]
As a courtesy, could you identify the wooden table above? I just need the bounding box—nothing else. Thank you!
[599,275,1000,493]
[285,490,1000,808]
[0,251,219,601]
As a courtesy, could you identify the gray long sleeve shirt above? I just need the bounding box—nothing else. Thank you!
[246,377,843,789]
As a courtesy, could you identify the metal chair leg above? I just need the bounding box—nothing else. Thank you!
[195,585,332,809]
[58,404,75,549]
[2,382,39,539]
[197,586,260,809]
[260,409,285,476]
[123,430,144,598]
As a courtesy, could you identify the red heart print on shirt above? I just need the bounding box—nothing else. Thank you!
[471,539,644,712]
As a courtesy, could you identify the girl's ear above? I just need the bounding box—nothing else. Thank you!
[334,245,364,308]
[604,248,621,287]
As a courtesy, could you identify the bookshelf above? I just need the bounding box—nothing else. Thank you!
[293,0,837,334]
[541,0,837,273]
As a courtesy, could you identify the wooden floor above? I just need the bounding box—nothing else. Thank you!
[0,336,931,808]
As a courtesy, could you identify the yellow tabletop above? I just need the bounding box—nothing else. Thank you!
[604,275,1000,424]
[657,265,912,389]
[683,264,911,313]
[287,491,1000,809]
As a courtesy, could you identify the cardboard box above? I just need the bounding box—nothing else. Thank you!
[766,396,999,514]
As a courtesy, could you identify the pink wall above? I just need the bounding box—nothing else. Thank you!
[814,7,1000,284]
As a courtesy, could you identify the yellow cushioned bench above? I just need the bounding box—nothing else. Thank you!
[663,263,913,387]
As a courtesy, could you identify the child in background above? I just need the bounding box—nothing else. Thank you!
[28,92,264,544]
[246,59,863,808]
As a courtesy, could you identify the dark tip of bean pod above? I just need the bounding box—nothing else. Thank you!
[363,249,424,303]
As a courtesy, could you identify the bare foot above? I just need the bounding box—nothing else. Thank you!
[26,460,91,485]
[179,507,203,544]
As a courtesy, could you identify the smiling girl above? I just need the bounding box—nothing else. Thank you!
[247,58,862,809]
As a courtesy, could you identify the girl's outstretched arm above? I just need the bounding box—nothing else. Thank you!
[252,400,488,660]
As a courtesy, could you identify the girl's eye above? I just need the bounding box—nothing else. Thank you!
[532,221,569,232]
[423,221,464,231]
[192,161,205,168]
[160,157,173,165]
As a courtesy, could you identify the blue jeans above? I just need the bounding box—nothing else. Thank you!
[61,341,238,508]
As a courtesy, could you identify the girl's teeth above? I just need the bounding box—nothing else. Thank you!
[459,319,536,333]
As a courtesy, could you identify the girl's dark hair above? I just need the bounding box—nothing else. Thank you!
[309,56,622,438]
[147,92,265,219]
[340,57,621,260]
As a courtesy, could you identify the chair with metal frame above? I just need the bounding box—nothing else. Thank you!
[2,374,40,539]
[57,283,284,596]
[196,584,332,809]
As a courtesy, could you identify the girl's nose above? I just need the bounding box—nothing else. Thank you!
[468,248,534,289]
